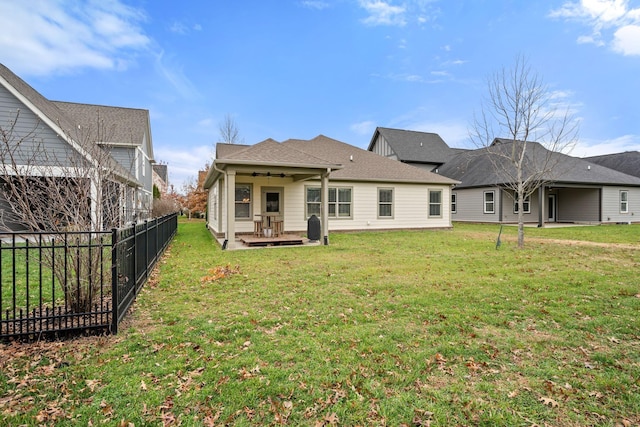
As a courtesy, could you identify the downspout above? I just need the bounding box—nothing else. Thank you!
[211,162,229,250]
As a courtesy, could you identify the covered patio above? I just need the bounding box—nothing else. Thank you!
[203,139,343,250]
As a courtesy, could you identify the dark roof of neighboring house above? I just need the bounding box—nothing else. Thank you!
[368,127,456,164]
[0,63,139,184]
[153,164,168,182]
[585,151,640,179]
[53,101,152,157]
[439,139,640,188]
[283,135,458,184]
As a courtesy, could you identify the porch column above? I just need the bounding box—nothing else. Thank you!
[538,185,545,228]
[224,170,236,249]
[321,169,330,245]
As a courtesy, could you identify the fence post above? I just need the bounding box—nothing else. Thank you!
[111,228,119,335]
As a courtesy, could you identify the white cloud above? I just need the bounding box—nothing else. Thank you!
[154,144,213,190]
[358,0,407,26]
[0,0,150,75]
[612,24,640,55]
[549,0,640,55]
[573,134,640,156]
[154,51,201,100]
[350,120,377,135]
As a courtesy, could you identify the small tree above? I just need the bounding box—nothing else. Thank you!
[182,165,209,218]
[470,56,578,248]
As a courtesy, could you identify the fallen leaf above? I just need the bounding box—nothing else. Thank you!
[539,396,558,408]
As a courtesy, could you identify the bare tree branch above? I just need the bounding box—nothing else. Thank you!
[470,55,579,247]
[218,113,242,144]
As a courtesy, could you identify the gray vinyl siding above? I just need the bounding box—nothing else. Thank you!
[501,188,541,223]
[556,188,600,223]
[452,187,501,222]
[370,134,397,159]
[0,85,85,167]
[602,186,640,223]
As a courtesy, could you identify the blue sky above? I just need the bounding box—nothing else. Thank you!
[1,0,639,190]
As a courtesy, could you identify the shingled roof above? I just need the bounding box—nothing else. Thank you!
[283,135,458,184]
[585,151,640,179]
[439,139,640,188]
[53,101,152,157]
[206,135,458,187]
[0,63,139,184]
[368,127,456,164]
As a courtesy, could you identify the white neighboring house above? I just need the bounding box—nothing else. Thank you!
[0,63,154,231]
[203,135,459,249]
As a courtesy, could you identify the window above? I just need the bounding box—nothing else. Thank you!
[484,191,495,214]
[620,190,629,213]
[451,193,457,214]
[429,189,442,217]
[305,186,353,218]
[378,188,393,218]
[513,194,531,213]
[235,184,251,219]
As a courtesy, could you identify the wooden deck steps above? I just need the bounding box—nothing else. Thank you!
[239,234,305,247]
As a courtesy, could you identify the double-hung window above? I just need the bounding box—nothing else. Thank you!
[484,191,495,214]
[620,190,629,213]
[429,189,442,217]
[513,194,530,213]
[235,184,252,219]
[378,188,393,218]
[305,186,353,218]
[451,193,457,214]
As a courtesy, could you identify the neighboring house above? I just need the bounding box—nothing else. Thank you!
[367,127,640,225]
[153,163,169,196]
[203,135,458,249]
[0,63,154,231]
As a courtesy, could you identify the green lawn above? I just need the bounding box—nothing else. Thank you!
[1,220,638,426]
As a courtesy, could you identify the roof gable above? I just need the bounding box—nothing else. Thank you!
[0,63,139,184]
[369,127,455,164]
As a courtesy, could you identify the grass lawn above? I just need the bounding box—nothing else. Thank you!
[1,219,638,426]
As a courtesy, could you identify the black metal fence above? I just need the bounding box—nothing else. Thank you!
[0,212,177,341]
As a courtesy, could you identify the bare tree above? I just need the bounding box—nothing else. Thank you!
[470,56,578,248]
[218,113,242,144]
[0,109,139,311]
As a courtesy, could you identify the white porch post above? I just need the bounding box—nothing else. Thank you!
[90,174,101,231]
[321,169,330,245]
[225,170,236,249]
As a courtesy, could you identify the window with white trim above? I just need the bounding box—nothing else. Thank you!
[620,190,629,213]
[235,183,252,219]
[513,194,531,213]
[451,193,457,214]
[484,191,495,214]
[305,186,353,219]
[429,189,442,217]
[378,188,393,218]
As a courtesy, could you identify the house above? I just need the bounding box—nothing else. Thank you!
[368,127,640,226]
[153,163,169,196]
[0,63,154,231]
[203,135,458,249]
